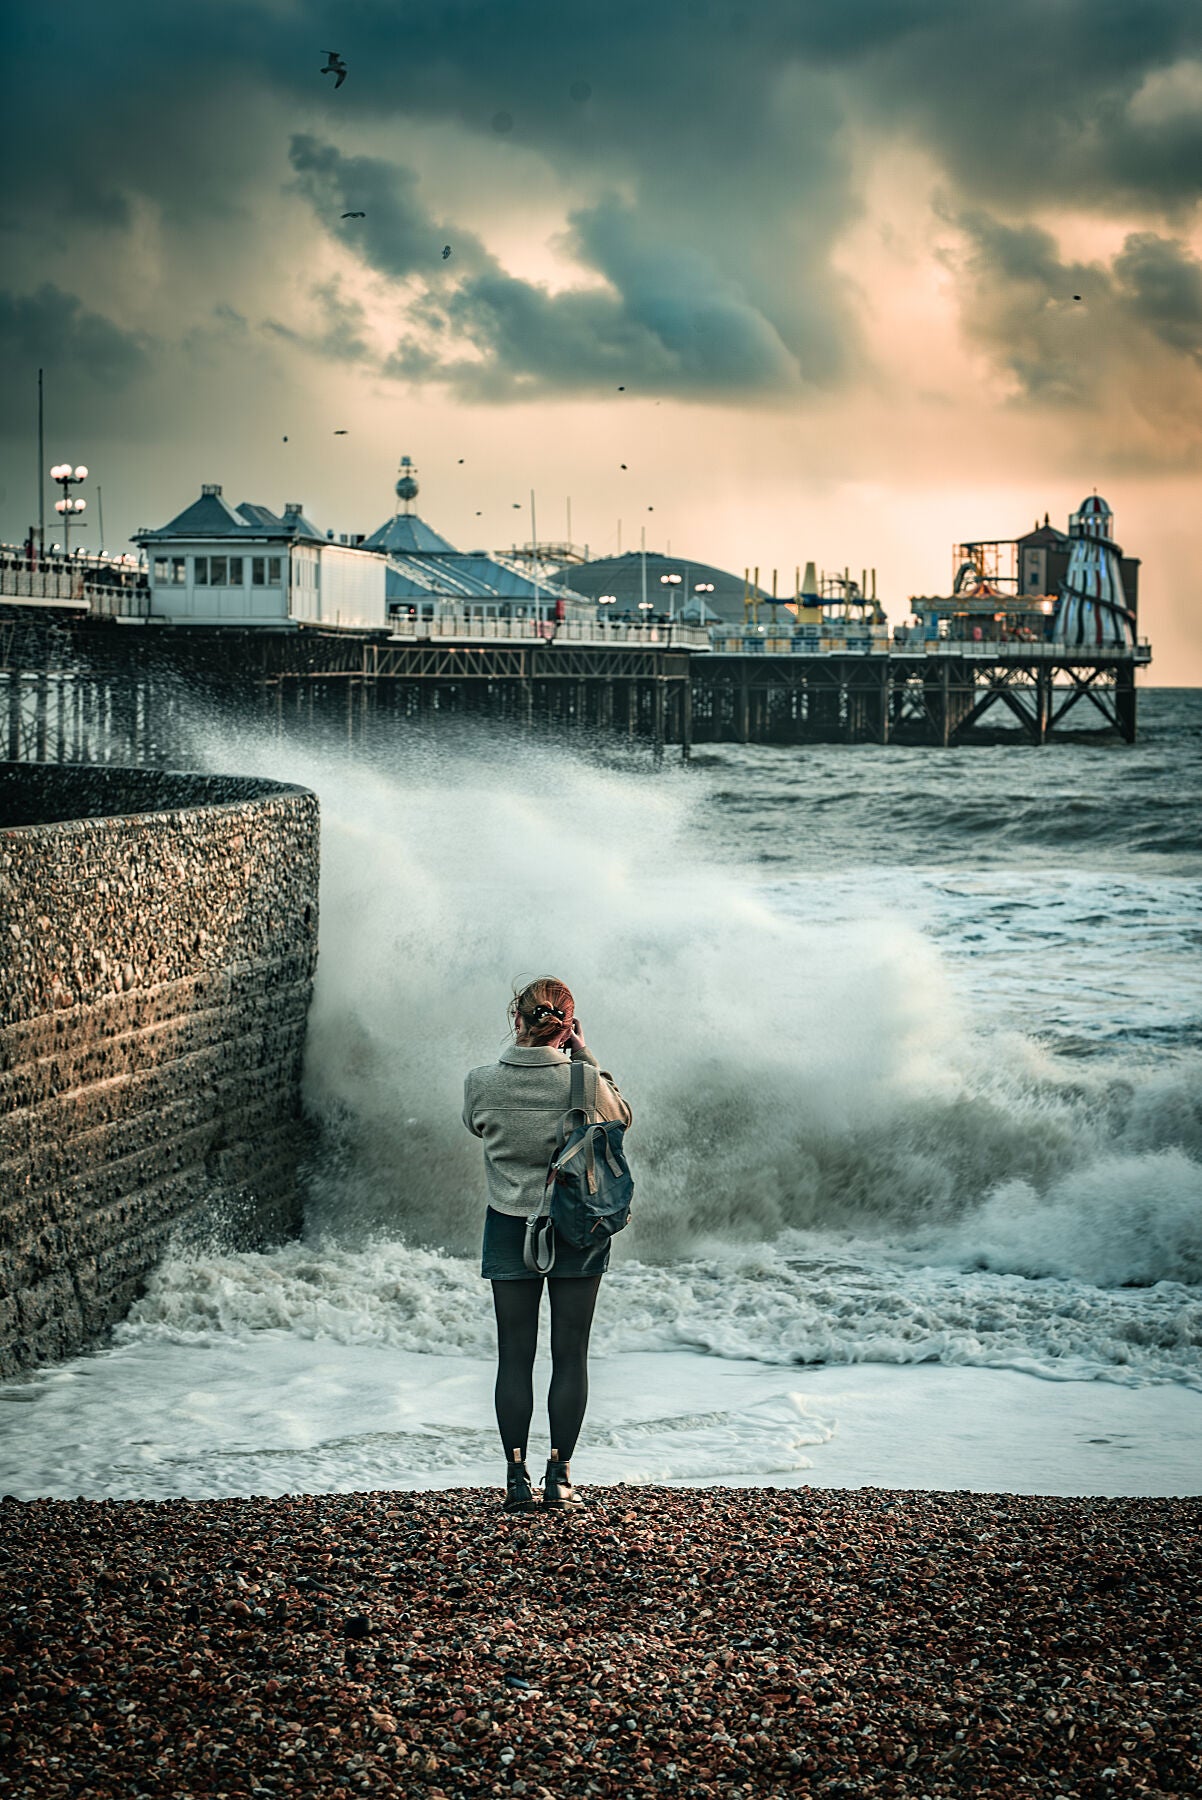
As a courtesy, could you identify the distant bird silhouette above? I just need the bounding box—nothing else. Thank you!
[334,429,348,435]
[1073,294,1082,301]
[282,435,289,442]
[512,503,521,509]
[341,211,365,219]
[458,458,465,464]
[620,463,627,469]
[442,245,452,260]
[617,385,625,391]
[322,51,347,88]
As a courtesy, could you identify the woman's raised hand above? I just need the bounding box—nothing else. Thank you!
[563,1016,586,1053]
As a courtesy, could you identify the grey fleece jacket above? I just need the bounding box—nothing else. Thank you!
[463,1044,633,1219]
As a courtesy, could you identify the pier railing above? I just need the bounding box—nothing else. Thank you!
[903,639,1153,663]
[386,616,710,651]
[0,554,151,620]
[706,634,1152,662]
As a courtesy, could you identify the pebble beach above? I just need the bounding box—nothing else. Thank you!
[2,1486,1198,1799]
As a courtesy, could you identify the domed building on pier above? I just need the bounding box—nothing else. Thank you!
[361,458,593,624]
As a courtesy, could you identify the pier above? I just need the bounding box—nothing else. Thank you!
[691,641,1147,746]
[0,603,1150,766]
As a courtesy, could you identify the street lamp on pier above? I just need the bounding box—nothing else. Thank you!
[51,462,88,554]
[659,571,681,621]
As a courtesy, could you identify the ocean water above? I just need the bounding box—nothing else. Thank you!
[3,690,1200,1499]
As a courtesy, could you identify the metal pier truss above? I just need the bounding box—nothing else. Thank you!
[691,647,1142,746]
[0,612,1144,767]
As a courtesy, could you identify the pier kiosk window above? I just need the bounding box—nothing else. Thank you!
[252,556,283,586]
[153,557,186,584]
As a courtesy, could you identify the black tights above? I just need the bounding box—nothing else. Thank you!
[491,1276,602,1465]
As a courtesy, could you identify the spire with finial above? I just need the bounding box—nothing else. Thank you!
[395,455,419,515]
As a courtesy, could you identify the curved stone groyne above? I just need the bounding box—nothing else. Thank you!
[0,764,319,1378]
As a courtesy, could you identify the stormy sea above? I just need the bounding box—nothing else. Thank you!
[3,691,1200,1500]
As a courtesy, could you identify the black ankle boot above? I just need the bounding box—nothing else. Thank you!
[543,1457,583,1508]
[504,1457,536,1512]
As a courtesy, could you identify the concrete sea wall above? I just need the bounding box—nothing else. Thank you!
[0,763,319,1379]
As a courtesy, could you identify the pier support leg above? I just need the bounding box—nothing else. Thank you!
[1115,663,1137,743]
[1035,666,1051,745]
[5,676,19,761]
[681,678,692,762]
[35,673,48,762]
[940,660,952,748]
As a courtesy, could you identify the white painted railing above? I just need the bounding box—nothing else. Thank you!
[386,616,710,650]
[1,556,151,618]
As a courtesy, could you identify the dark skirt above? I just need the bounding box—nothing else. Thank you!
[481,1206,612,1280]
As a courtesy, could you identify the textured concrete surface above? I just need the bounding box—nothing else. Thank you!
[0,764,319,1377]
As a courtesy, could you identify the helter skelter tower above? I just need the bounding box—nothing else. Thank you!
[1053,493,1136,649]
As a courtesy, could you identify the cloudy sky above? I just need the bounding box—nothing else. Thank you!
[3,1,1201,677]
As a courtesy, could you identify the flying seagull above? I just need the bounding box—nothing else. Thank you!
[1073,294,1082,301]
[341,211,365,219]
[458,458,465,463]
[442,245,452,260]
[620,463,627,469]
[322,51,347,88]
[334,429,348,435]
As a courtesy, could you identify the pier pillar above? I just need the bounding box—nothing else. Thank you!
[939,659,952,748]
[1115,663,1137,742]
[1035,666,1051,745]
[680,677,692,761]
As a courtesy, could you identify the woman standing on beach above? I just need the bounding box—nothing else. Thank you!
[463,978,632,1512]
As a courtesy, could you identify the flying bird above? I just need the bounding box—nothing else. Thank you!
[442,245,452,260]
[341,211,365,219]
[322,51,347,88]
[1072,294,1082,301]
[620,463,627,469]
[617,385,625,391]
[282,435,289,442]
[334,429,348,435]
[458,457,465,463]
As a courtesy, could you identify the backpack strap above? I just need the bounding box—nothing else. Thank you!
[557,1059,596,1147]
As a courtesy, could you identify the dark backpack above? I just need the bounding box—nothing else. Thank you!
[523,1060,633,1275]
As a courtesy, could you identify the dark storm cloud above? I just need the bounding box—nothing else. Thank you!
[287,137,799,396]
[1,0,1202,409]
[1112,232,1202,362]
[287,135,488,280]
[0,284,150,387]
[947,210,1202,403]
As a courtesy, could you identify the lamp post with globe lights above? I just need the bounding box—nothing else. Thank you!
[51,463,88,555]
[659,570,681,622]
